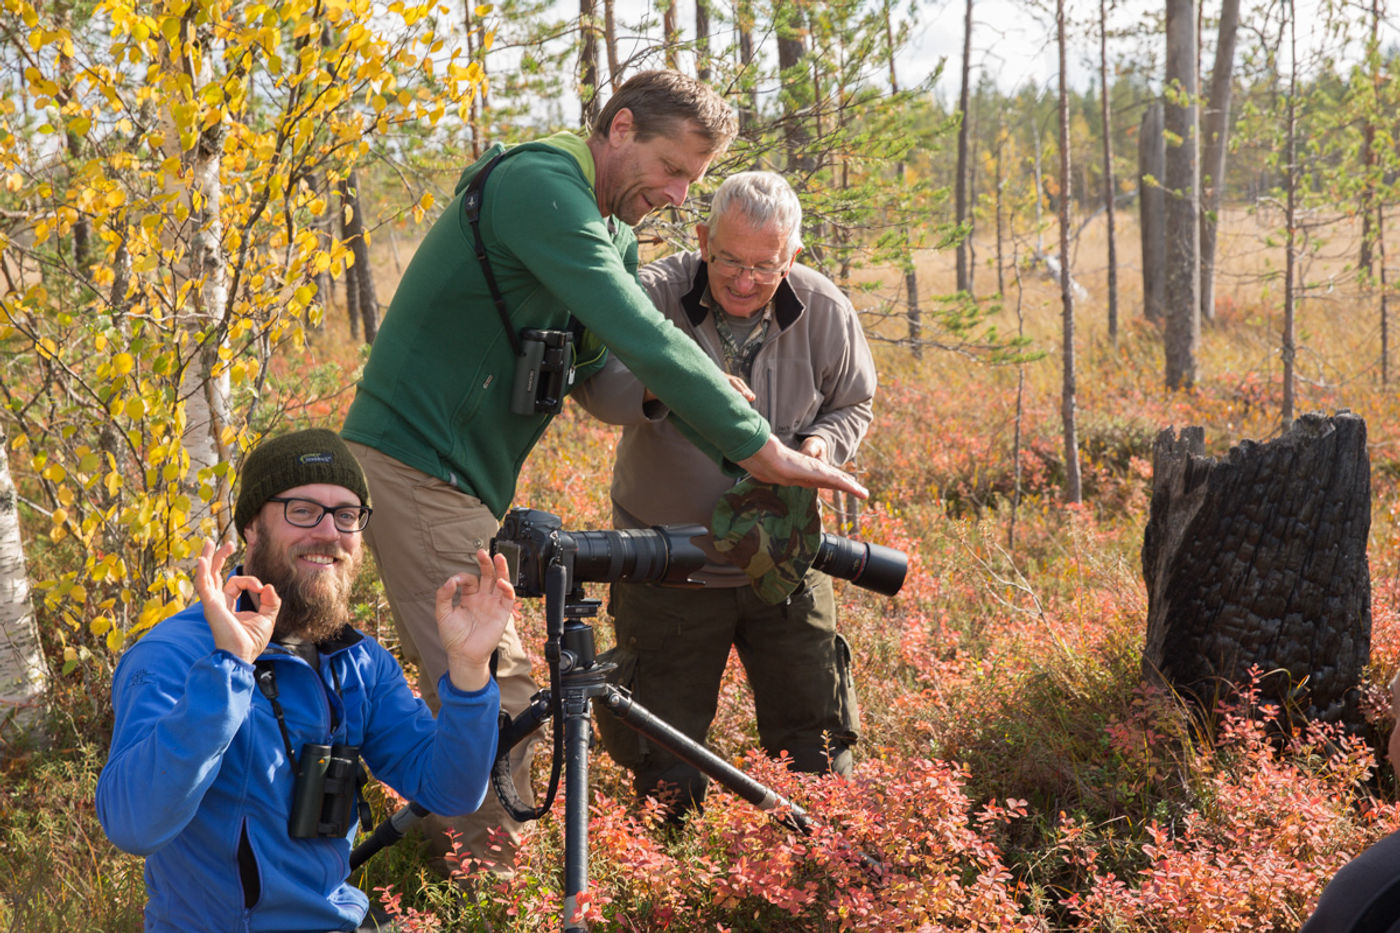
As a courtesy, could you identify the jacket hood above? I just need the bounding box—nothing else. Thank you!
[453,132,595,196]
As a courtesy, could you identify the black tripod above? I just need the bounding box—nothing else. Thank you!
[352,558,878,932]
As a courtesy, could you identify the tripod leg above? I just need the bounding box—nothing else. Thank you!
[600,685,883,875]
[598,684,814,835]
[563,691,592,932]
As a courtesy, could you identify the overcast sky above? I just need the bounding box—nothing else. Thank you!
[901,0,1392,103]
[537,0,1396,123]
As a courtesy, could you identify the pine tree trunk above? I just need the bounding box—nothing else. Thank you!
[736,2,758,134]
[695,0,711,82]
[1142,414,1371,731]
[1281,1,1298,426]
[579,0,601,125]
[1057,0,1081,504]
[995,115,1006,298]
[603,0,620,91]
[1199,0,1240,324]
[776,3,811,174]
[1100,0,1118,345]
[663,0,678,70]
[346,257,361,342]
[881,0,921,357]
[0,431,48,742]
[1139,100,1166,324]
[1381,203,1390,386]
[339,173,379,345]
[954,0,973,294]
[1358,0,1381,277]
[1163,0,1200,388]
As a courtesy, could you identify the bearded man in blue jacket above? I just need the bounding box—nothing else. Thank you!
[97,429,515,932]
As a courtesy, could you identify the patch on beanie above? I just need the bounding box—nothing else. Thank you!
[300,453,334,464]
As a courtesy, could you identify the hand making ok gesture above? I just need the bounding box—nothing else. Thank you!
[435,549,516,693]
[193,539,282,665]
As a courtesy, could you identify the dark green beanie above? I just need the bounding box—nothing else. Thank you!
[234,429,370,537]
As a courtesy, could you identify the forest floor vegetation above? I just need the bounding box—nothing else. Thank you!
[4,214,1398,930]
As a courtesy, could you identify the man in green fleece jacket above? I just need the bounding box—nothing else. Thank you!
[341,70,867,875]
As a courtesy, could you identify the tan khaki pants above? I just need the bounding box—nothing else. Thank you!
[345,441,538,873]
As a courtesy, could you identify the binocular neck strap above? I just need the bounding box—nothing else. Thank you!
[254,656,348,777]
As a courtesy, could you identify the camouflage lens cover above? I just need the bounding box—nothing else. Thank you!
[711,478,822,604]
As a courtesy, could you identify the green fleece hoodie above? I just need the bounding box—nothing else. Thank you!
[342,133,770,517]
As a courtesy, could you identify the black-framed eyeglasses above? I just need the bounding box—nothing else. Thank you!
[708,254,788,284]
[266,496,372,533]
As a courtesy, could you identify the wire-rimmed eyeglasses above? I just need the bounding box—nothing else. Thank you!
[708,254,788,284]
[266,496,372,533]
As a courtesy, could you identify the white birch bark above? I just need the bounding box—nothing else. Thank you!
[161,16,233,541]
[0,433,49,741]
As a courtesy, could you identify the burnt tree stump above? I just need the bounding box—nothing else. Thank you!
[1142,412,1371,729]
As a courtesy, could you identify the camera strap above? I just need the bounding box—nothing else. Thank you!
[463,148,528,358]
[463,145,590,365]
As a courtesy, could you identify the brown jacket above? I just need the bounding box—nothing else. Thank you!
[574,251,877,586]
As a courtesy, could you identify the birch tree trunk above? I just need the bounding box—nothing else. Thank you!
[0,431,48,742]
[163,10,233,539]
[311,170,336,316]
[463,1,490,157]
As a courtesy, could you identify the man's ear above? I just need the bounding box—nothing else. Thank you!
[696,222,710,256]
[608,107,635,145]
[242,516,260,551]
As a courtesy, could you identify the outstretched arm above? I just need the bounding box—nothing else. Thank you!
[738,435,868,499]
[435,549,516,693]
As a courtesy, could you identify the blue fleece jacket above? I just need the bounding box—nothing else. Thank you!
[96,582,500,932]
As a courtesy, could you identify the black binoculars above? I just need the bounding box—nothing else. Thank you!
[289,743,364,839]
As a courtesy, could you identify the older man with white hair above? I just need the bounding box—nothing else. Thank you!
[576,170,878,814]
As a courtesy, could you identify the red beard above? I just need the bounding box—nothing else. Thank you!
[245,538,361,644]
